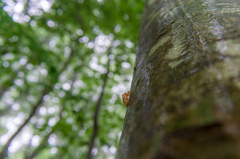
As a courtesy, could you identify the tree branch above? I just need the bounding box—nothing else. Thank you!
[0,49,76,158]
[25,71,78,159]
[0,90,46,159]
[86,53,111,159]
[25,108,64,159]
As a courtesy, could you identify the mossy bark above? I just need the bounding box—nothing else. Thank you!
[117,0,240,158]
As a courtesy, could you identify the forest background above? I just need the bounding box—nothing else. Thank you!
[0,0,145,158]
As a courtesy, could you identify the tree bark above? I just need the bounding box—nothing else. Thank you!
[117,0,240,159]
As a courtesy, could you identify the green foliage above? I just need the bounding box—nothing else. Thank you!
[0,0,145,158]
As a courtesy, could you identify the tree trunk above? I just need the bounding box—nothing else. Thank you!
[117,0,240,159]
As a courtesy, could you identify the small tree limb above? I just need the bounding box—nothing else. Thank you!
[0,49,76,158]
[86,52,111,159]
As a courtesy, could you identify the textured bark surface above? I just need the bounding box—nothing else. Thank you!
[117,0,240,158]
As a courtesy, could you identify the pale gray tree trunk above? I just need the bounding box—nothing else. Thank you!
[117,0,240,158]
